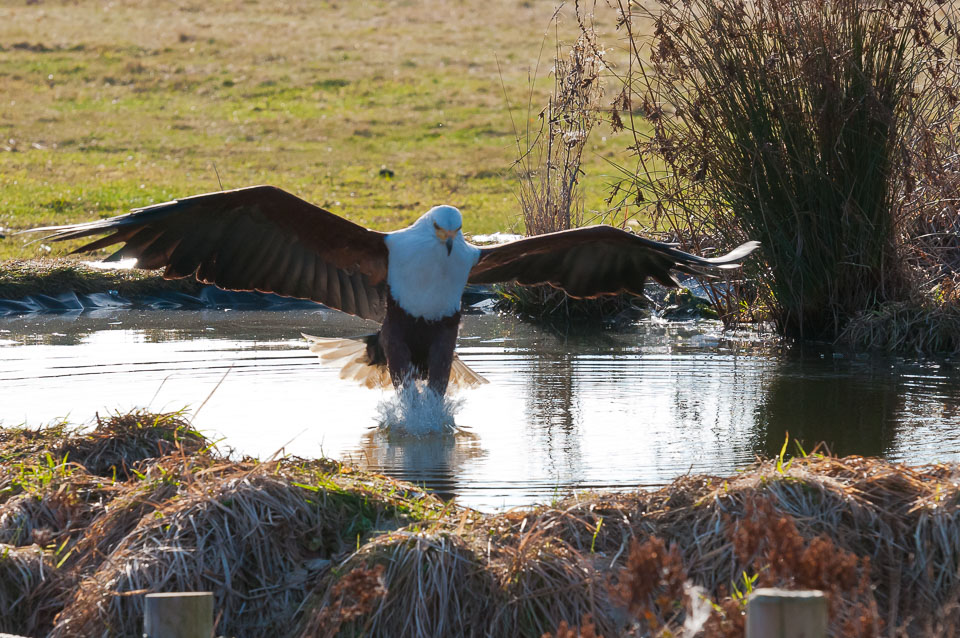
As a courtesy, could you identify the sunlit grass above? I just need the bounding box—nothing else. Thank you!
[0,0,629,261]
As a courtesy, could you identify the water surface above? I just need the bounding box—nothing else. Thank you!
[2,309,959,510]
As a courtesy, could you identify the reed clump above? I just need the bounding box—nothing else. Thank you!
[838,298,960,353]
[612,0,960,344]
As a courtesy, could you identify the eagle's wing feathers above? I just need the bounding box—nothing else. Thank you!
[30,185,389,320]
[468,225,758,298]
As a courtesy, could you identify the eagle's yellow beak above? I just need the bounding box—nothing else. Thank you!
[435,228,457,241]
[436,227,458,255]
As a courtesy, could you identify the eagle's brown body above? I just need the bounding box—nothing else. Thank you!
[370,296,461,393]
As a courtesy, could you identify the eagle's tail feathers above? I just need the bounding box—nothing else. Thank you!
[303,334,393,390]
[450,356,488,389]
[303,333,487,390]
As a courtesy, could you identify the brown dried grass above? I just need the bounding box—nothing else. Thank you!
[837,299,960,353]
[0,412,446,637]
[53,469,333,636]
[0,543,60,636]
[50,458,444,638]
[4,413,960,637]
[477,454,960,637]
[499,9,633,324]
[307,451,960,636]
[0,409,209,478]
[304,531,497,638]
[510,12,603,237]
[65,410,208,477]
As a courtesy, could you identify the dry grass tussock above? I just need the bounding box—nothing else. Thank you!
[0,411,446,637]
[4,412,960,636]
[0,544,58,635]
[307,452,960,637]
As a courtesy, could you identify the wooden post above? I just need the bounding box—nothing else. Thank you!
[143,592,214,638]
[746,588,827,638]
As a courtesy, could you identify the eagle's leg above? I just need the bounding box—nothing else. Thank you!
[426,321,459,395]
[380,329,414,389]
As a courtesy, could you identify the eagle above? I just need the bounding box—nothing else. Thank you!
[29,185,759,395]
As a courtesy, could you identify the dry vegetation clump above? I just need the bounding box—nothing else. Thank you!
[62,457,216,577]
[0,409,209,478]
[60,410,208,477]
[305,522,621,637]
[300,563,387,637]
[512,21,604,238]
[499,13,643,324]
[304,531,497,638]
[5,413,960,636]
[0,412,446,637]
[492,532,617,637]
[310,453,960,637]
[0,411,209,587]
[54,470,338,636]
[50,459,445,638]
[0,543,59,635]
[610,0,960,344]
[0,258,203,300]
[510,455,960,637]
[838,298,960,353]
[0,486,100,549]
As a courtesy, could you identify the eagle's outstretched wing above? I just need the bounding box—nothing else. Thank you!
[27,185,389,320]
[468,225,759,297]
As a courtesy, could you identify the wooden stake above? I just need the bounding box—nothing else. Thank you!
[746,588,827,638]
[144,592,214,638]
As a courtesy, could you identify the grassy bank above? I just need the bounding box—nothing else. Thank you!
[2,411,958,636]
[0,0,627,262]
[0,258,202,300]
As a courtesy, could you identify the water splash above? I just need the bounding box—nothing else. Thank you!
[375,380,465,436]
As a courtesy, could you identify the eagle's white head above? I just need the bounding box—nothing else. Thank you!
[384,205,480,320]
[415,205,463,256]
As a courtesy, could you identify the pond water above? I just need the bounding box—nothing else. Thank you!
[2,308,960,510]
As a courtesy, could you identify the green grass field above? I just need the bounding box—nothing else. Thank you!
[0,0,628,261]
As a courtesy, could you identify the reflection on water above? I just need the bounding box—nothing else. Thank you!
[346,430,486,500]
[2,309,960,510]
[758,370,898,458]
